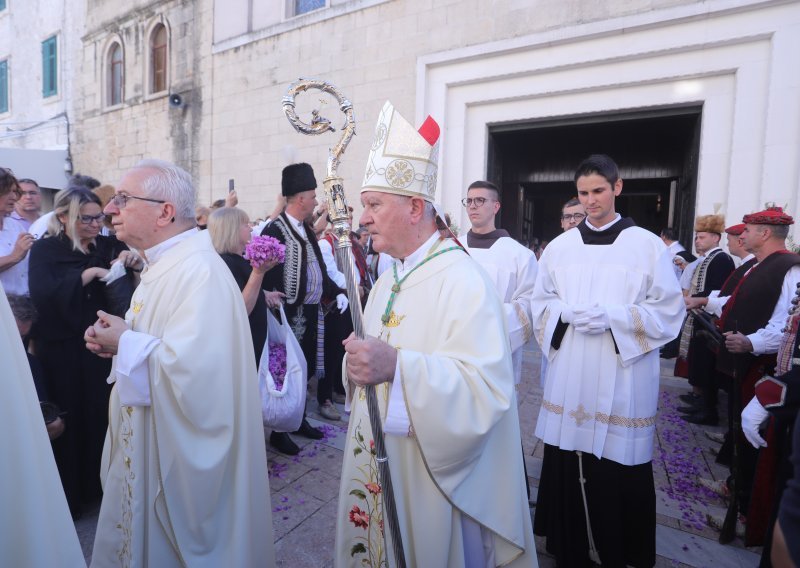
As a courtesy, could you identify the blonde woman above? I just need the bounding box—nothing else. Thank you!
[28,187,139,518]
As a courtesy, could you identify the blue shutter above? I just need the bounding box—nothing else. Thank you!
[0,60,8,114]
[42,36,58,97]
[0,0,7,12]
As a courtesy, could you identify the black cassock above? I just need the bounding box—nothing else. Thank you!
[28,233,133,517]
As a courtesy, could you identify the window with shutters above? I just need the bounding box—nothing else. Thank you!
[0,60,8,114]
[42,36,57,98]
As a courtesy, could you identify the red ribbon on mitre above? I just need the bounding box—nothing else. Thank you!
[417,116,440,146]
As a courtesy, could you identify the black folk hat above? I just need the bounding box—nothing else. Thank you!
[282,163,317,197]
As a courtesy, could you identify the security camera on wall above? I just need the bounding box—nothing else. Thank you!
[169,93,184,108]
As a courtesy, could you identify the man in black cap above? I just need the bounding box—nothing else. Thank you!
[261,163,347,455]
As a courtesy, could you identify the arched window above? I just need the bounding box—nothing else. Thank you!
[150,24,167,94]
[107,42,123,106]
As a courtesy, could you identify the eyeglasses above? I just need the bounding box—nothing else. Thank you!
[79,214,106,225]
[561,213,586,222]
[461,197,494,207]
[110,193,166,209]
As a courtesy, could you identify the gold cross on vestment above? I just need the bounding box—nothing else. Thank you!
[569,404,593,426]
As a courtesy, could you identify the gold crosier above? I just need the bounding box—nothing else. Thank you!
[282,78,407,568]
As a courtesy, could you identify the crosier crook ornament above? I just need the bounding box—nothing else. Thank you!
[282,78,407,568]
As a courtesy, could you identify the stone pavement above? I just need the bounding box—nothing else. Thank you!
[75,344,763,567]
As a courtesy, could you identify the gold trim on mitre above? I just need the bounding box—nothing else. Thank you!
[361,101,439,202]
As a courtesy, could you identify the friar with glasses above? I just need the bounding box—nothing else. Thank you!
[560,196,586,231]
[84,159,274,567]
[531,154,684,568]
[461,180,538,386]
[336,101,537,567]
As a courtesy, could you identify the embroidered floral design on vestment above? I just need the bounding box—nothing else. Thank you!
[117,405,135,567]
[345,420,386,567]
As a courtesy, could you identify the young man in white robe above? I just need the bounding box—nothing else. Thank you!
[461,180,537,385]
[531,154,684,567]
[335,101,537,567]
[84,160,275,567]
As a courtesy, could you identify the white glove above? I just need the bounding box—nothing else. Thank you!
[561,303,594,324]
[741,396,769,448]
[336,293,349,314]
[574,307,610,335]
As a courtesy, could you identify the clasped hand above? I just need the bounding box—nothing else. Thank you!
[342,333,396,386]
[562,304,610,335]
[85,310,130,358]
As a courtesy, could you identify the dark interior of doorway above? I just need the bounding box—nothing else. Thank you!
[487,107,702,247]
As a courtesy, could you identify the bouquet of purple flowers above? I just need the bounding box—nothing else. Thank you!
[268,342,287,391]
[244,235,286,269]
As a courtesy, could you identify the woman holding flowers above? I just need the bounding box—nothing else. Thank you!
[208,207,283,362]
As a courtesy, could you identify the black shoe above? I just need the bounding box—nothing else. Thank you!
[270,432,300,455]
[676,404,701,414]
[682,411,719,426]
[679,393,702,404]
[294,419,324,440]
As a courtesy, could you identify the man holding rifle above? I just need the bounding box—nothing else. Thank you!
[686,206,800,545]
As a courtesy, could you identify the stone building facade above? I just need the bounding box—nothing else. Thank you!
[18,0,800,242]
[70,0,208,192]
[0,0,84,193]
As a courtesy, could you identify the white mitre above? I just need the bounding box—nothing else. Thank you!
[361,100,440,201]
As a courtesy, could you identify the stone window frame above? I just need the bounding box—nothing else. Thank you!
[103,36,125,111]
[145,18,170,99]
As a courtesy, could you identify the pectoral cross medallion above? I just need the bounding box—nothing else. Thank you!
[132,301,144,314]
[384,311,405,328]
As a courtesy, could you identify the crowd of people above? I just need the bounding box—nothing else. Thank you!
[3,104,800,568]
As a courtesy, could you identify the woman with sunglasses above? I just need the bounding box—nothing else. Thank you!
[28,187,140,519]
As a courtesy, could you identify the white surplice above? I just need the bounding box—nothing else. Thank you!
[464,236,538,385]
[0,283,86,567]
[531,224,684,465]
[90,230,274,567]
[335,235,537,568]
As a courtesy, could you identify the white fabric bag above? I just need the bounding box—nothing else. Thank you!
[258,305,307,432]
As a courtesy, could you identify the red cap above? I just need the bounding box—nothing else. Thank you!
[742,206,794,226]
[724,223,745,235]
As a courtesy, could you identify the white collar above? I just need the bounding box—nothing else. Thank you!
[394,230,441,279]
[698,246,722,259]
[142,228,197,267]
[285,212,307,237]
[585,213,621,232]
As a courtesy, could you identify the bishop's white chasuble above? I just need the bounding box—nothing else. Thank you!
[531,225,684,465]
[91,231,274,567]
[335,240,537,567]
